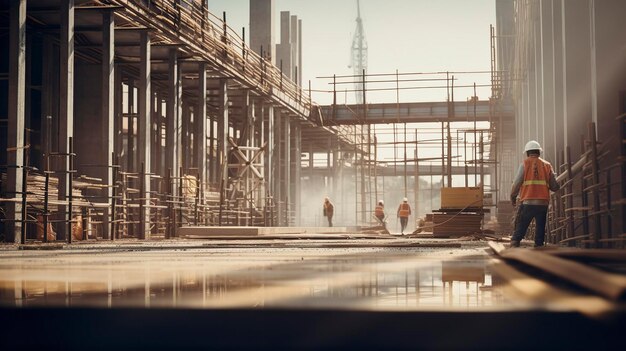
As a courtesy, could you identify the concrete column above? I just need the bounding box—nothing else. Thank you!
[290,15,299,82]
[101,11,115,238]
[127,79,135,173]
[166,49,179,192]
[292,121,301,226]
[273,108,282,224]
[196,63,208,188]
[266,106,274,196]
[552,0,565,159]
[5,0,27,243]
[209,115,215,184]
[138,31,151,238]
[533,13,544,147]
[540,0,557,163]
[276,11,292,80]
[257,103,265,204]
[218,79,229,187]
[58,0,75,240]
[249,0,275,63]
[298,19,303,86]
[561,0,592,159]
[114,64,123,160]
[283,113,291,226]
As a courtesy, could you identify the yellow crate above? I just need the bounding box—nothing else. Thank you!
[440,187,483,209]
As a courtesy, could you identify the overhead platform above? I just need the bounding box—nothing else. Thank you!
[177,226,353,238]
[319,100,514,125]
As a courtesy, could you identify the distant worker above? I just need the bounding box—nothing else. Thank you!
[375,200,386,228]
[510,140,559,247]
[397,197,412,235]
[323,197,335,227]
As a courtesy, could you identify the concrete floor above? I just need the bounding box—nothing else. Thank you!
[0,238,588,311]
[1,238,625,349]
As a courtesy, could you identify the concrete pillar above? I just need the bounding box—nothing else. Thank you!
[540,0,557,164]
[561,0,592,159]
[166,49,179,193]
[138,31,151,238]
[196,63,208,188]
[218,79,229,188]
[257,103,265,205]
[552,0,565,159]
[273,108,282,224]
[276,11,292,80]
[266,105,274,217]
[533,13,544,148]
[58,0,75,240]
[298,19,303,86]
[283,113,291,226]
[249,0,275,63]
[209,115,216,184]
[292,121,301,225]
[5,0,27,243]
[290,15,299,82]
[127,79,135,173]
[101,11,115,238]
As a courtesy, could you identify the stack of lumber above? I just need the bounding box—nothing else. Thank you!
[441,187,483,210]
[432,212,483,238]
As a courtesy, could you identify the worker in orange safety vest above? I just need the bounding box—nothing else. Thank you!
[510,140,559,247]
[397,197,411,235]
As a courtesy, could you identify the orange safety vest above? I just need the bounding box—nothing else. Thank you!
[375,205,385,217]
[398,203,411,218]
[519,156,553,201]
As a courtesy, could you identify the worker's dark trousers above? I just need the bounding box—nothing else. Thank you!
[400,217,408,233]
[512,204,548,246]
[327,216,333,227]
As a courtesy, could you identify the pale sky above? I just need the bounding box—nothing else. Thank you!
[207,0,496,105]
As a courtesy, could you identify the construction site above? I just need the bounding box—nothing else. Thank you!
[0,0,625,349]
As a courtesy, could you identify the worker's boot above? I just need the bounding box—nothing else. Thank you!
[509,240,520,248]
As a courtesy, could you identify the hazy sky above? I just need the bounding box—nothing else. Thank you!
[207,0,496,104]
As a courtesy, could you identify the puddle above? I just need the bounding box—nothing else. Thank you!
[0,248,511,310]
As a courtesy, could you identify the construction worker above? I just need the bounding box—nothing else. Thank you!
[374,200,386,227]
[510,140,559,247]
[323,197,334,227]
[397,197,411,234]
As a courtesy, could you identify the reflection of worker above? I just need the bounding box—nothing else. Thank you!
[510,140,559,247]
[397,197,411,234]
[323,197,334,227]
[375,200,385,227]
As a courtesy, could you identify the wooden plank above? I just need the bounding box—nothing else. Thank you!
[492,244,626,301]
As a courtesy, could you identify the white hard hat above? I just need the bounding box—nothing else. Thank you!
[403,197,408,202]
[524,140,542,153]
[378,200,384,205]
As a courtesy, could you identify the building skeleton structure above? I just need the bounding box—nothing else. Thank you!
[0,0,624,249]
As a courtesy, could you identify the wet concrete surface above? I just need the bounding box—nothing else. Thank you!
[1,239,625,349]
[0,241,511,310]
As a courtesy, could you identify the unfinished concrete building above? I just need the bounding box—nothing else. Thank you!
[1,1,626,349]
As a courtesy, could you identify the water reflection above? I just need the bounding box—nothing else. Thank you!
[0,249,506,309]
